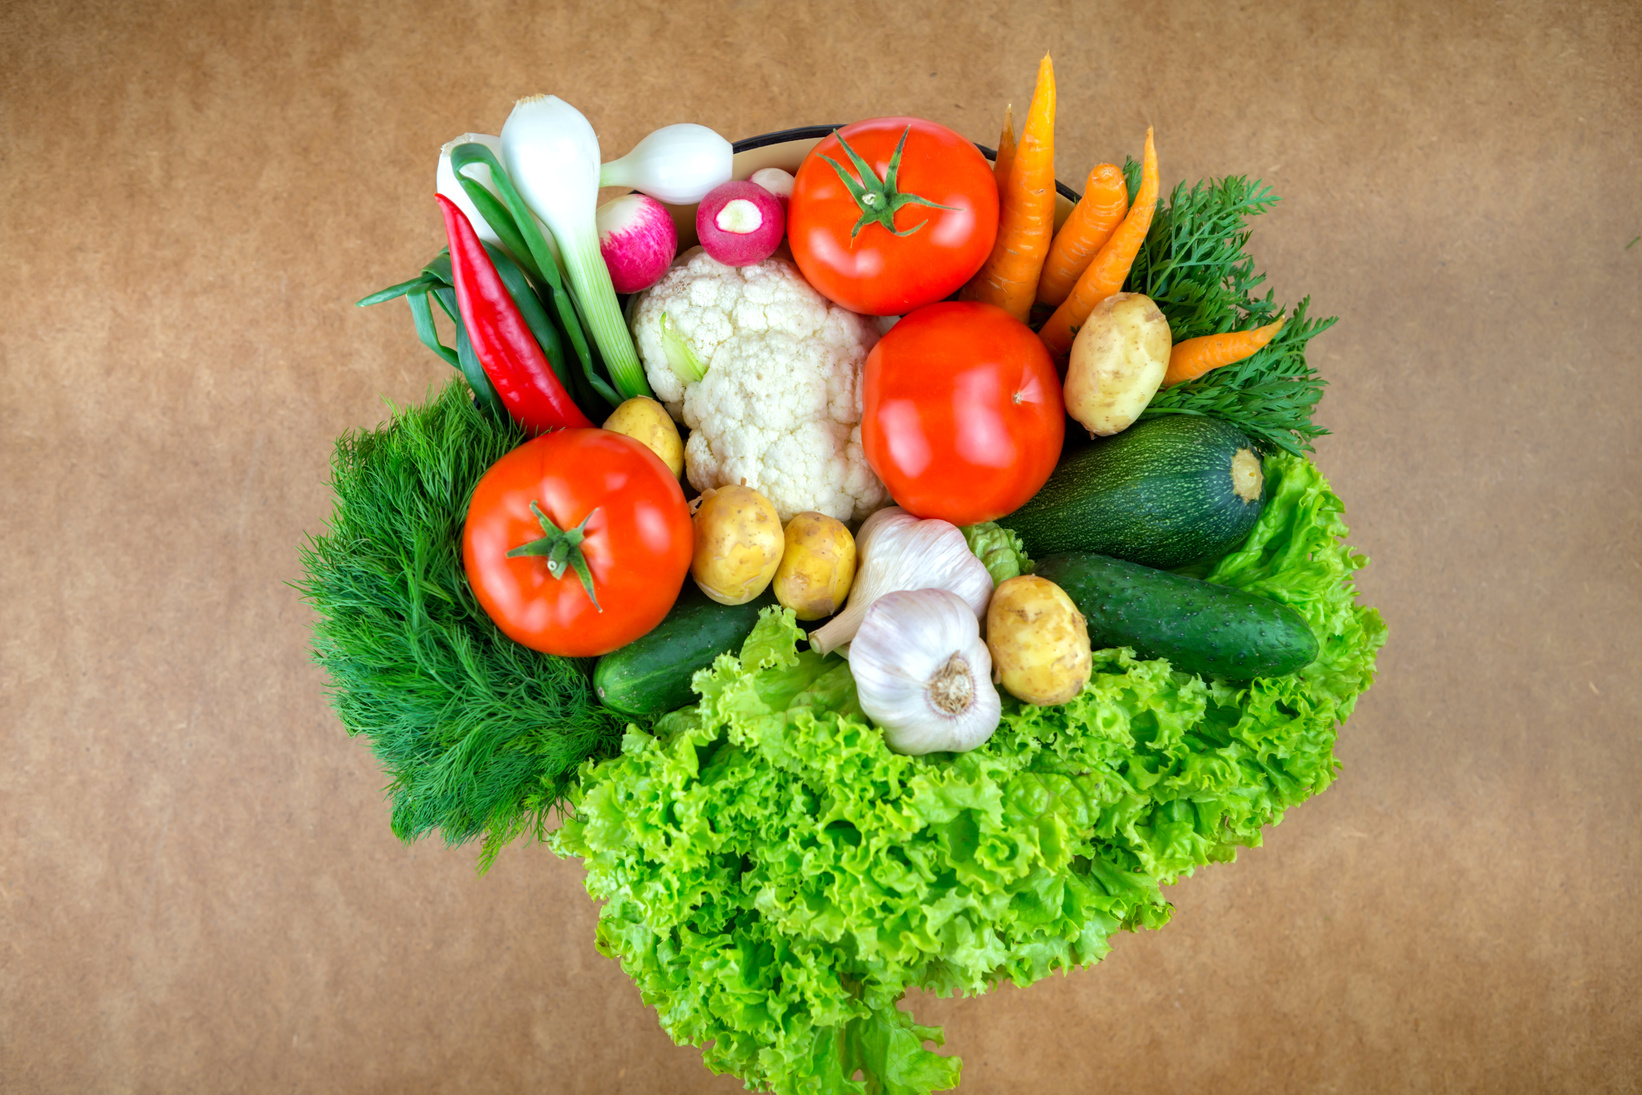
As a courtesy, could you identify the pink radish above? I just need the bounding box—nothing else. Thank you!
[695,180,785,266]
[748,167,795,213]
[596,193,678,294]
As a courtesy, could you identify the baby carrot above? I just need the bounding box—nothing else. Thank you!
[961,53,1056,322]
[993,104,1017,193]
[1164,317,1287,387]
[1035,163,1128,307]
[1038,127,1158,362]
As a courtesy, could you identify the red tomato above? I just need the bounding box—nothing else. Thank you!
[788,117,998,317]
[861,302,1064,525]
[463,429,692,657]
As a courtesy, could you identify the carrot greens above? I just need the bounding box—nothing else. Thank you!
[1119,167,1336,455]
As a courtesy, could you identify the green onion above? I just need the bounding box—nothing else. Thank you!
[449,141,621,410]
[501,95,653,401]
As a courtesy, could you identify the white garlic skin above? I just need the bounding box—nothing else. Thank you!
[849,588,1001,755]
[809,507,994,656]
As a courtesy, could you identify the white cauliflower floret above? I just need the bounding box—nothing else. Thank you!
[629,248,888,523]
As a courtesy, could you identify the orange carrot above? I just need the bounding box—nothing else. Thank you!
[1035,163,1129,307]
[1164,318,1287,387]
[960,53,1056,322]
[1038,127,1158,362]
[992,104,1017,193]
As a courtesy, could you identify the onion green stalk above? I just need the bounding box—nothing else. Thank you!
[447,141,620,411]
[502,95,652,401]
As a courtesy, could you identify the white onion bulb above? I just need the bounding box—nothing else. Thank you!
[436,132,558,262]
[599,123,734,205]
[436,133,508,246]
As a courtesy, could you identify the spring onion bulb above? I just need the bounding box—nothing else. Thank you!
[437,134,559,265]
[436,134,505,246]
[599,123,733,205]
[502,95,651,400]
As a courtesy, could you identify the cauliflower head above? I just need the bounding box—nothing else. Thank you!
[630,248,888,523]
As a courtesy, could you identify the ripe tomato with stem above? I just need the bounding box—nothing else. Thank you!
[463,429,692,657]
[787,117,999,317]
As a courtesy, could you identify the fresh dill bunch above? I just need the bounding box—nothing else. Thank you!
[297,381,626,871]
[1119,159,1336,454]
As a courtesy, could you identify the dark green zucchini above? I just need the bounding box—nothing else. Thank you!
[1001,415,1266,569]
[1035,552,1317,680]
[594,585,778,716]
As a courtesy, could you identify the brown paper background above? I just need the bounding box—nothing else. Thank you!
[3,1,1639,1090]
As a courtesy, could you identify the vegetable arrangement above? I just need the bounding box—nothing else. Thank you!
[310,57,1384,1094]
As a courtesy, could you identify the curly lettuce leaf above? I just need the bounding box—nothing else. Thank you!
[554,454,1384,1095]
[960,521,1034,586]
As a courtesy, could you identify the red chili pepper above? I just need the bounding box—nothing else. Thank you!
[435,195,591,432]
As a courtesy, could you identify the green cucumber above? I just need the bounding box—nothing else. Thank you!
[1001,415,1266,569]
[1035,552,1317,680]
[594,585,778,716]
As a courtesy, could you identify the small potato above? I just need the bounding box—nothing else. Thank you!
[772,512,856,621]
[603,396,683,476]
[985,575,1092,706]
[1063,292,1171,437]
[690,485,783,605]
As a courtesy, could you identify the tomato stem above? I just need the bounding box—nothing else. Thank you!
[823,126,958,241]
[506,501,602,611]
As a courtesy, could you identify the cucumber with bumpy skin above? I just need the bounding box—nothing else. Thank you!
[1034,552,1317,680]
[594,585,778,716]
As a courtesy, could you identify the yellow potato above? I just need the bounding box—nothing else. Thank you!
[772,512,856,621]
[602,396,683,476]
[1063,292,1171,437]
[690,485,783,605]
[985,575,1092,706]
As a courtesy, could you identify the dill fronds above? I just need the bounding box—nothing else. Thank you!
[297,382,625,871]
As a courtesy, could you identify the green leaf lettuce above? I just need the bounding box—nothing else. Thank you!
[960,521,1034,586]
[553,452,1385,1094]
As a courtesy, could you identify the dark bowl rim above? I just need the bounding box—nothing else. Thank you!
[732,125,1082,204]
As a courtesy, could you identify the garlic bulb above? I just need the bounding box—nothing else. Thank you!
[849,589,1001,755]
[809,508,992,656]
